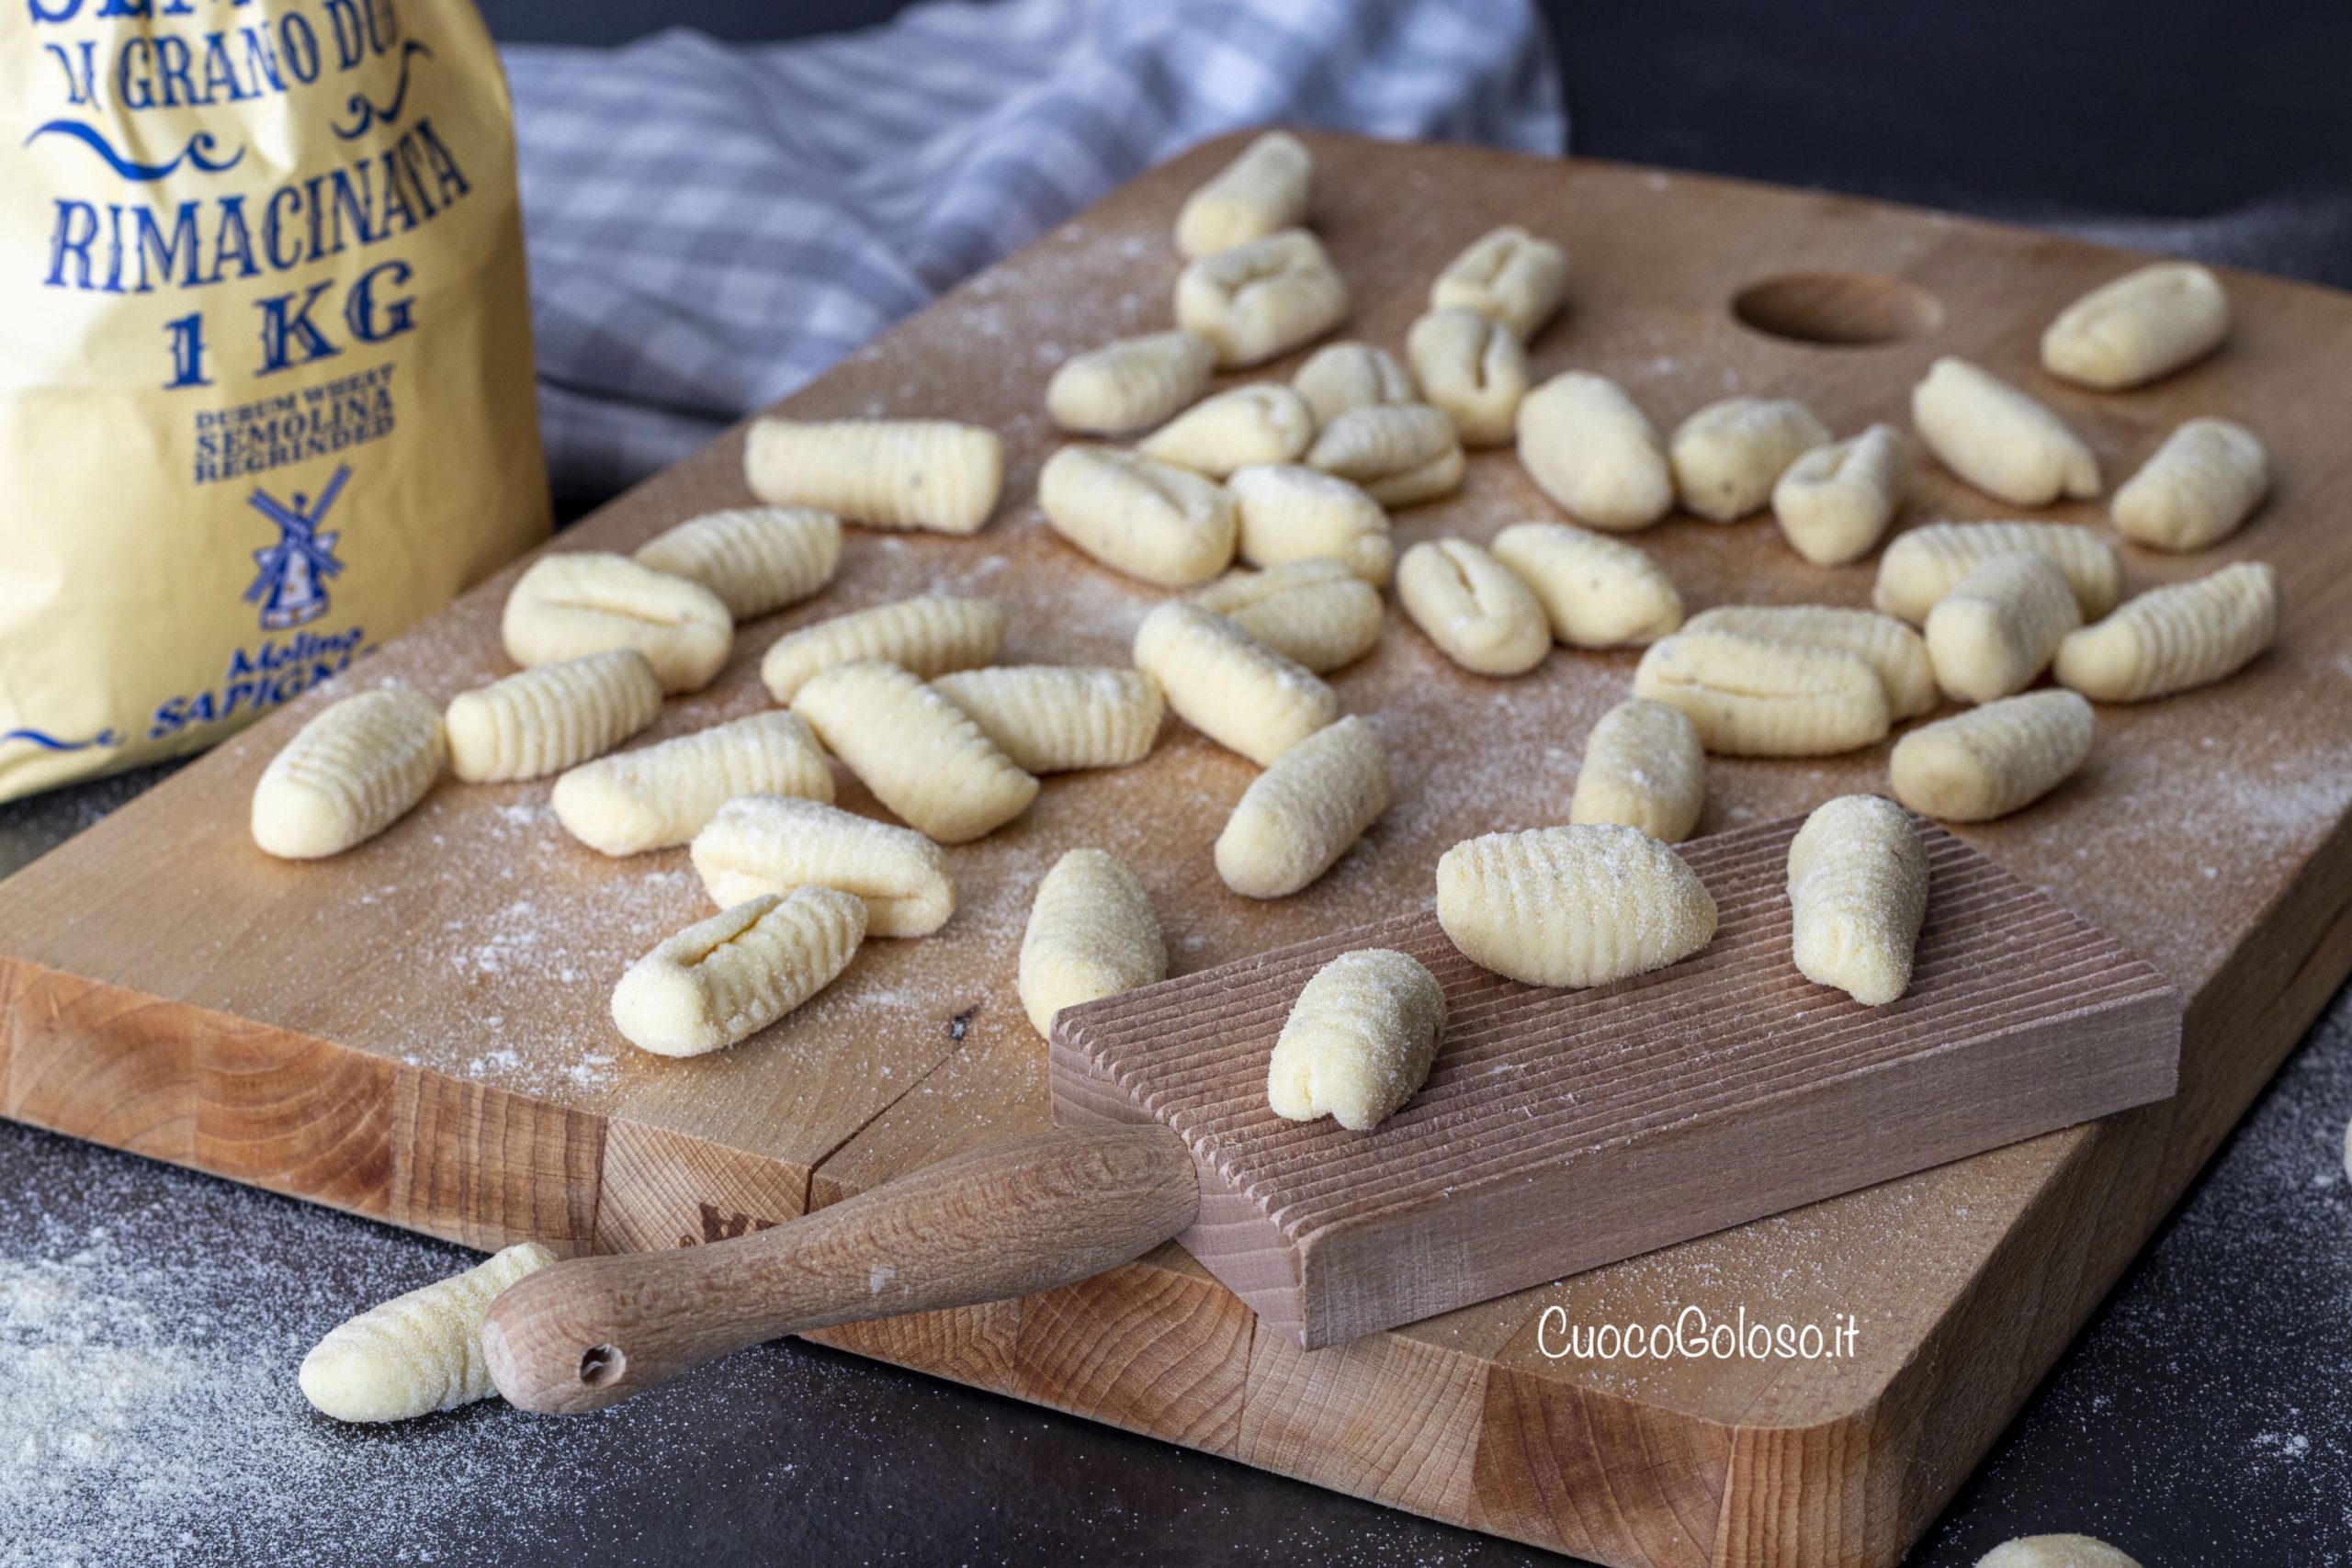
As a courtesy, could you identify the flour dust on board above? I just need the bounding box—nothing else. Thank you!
[0,0,549,801]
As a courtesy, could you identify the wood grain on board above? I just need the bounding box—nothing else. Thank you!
[4,131,2352,1565]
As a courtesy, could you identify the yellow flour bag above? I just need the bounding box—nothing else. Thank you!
[0,0,548,800]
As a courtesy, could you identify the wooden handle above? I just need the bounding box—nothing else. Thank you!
[481,1122,1199,1415]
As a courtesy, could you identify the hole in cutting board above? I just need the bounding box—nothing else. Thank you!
[579,1344,626,1387]
[1731,271,1944,345]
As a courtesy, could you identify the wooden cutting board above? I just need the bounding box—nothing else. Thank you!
[3,132,2350,1566]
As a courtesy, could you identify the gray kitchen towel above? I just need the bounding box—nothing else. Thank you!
[503,0,1565,497]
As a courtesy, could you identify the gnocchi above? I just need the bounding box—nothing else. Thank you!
[501,551,733,694]
[1138,383,1315,477]
[1406,307,1529,447]
[690,794,954,937]
[2041,262,2228,391]
[633,506,842,622]
[745,418,1004,536]
[1018,849,1169,1037]
[1668,397,1831,523]
[1786,795,1928,1008]
[446,649,663,783]
[791,660,1038,842]
[1036,445,1238,588]
[1046,330,1216,435]
[1489,520,1684,648]
[1131,601,1339,767]
[1227,464,1395,584]
[1889,689,2094,822]
[252,687,446,860]
[1429,225,1568,341]
[1175,229,1349,367]
[1569,698,1705,843]
[1910,357,2100,505]
[611,887,866,1057]
[1515,371,1674,531]
[1633,632,1891,757]
[1193,558,1384,673]
[2111,418,2268,552]
[758,593,1004,703]
[1396,537,1552,676]
[930,665,1165,773]
[1292,341,1418,424]
[1976,1535,2143,1568]
[2053,560,2279,703]
[298,1241,557,1423]
[1771,423,1910,567]
[1436,824,1718,988]
[1266,949,1447,1132]
[1306,402,1464,507]
[1174,130,1313,258]
[1681,604,1937,720]
[552,711,834,857]
[1873,522,2122,625]
[1924,552,2082,704]
[1215,714,1389,898]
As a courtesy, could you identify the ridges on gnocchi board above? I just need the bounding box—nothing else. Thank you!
[1051,812,2178,1348]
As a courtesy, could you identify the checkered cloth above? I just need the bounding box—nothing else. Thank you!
[503,0,1565,499]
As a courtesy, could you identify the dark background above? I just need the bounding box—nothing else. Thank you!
[7,2,2351,1563]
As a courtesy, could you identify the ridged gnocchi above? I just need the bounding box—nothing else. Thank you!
[252,687,446,860]
[611,887,866,1057]
[1429,225,1567,341]
[1036,445,1238,588]
[1215,715,1388,898]
[1175,229,1349,367]
[1771,423,1909,567]
[1925,552,2082,704]
[745,417,1004,536]
[2111,418,2268,552]
[1911,357,2100,505]
[298,1241,557,1423]
[1174,130,1313,258]
[1436,824,1718,988]
[1018,848,1168,1037]
[2054,561,2279,703]
[1873,522,2122,626]
[791,660,1039,842]
[1633,633,1891,757]
[1138,383,1315,477]
[1569,698,1705,843]
[1889,690,2094,822]
[551,712,834,856]
[1396,537,1551,676]
[1193,558,1384,673]
[446,649,663,784]
[1131,601,1339,767]
[759,593,1004,703]
[1266,949,1447,1132]
[1786,795,1928,1008]
[930,665,1164,773]
[690,794,954,937]
[1668,397,1831,523]
[633,506,842,622]
[1306,402,1464,507]
[1682,604,1937,720]
[1292,341,1417,424]
[1489,520,1684,649]
[501,551,734,694]
[1227,464,1395,584]
[1406,307,1529,447]
[2041,262,2228,390]
[1046,331,1216,435]
[1516,371,1674,532]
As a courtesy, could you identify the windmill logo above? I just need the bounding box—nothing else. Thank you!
[244,465,349,630]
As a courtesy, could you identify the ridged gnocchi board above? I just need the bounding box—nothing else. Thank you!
[1050,813,2178,1349]
[2,130,2351,1567]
